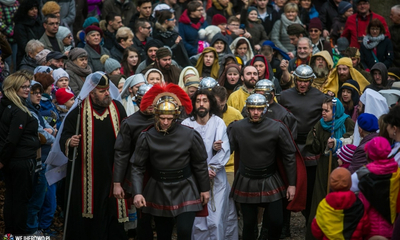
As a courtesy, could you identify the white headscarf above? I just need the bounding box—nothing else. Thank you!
[353,89,389,146]
[45,72,120,185]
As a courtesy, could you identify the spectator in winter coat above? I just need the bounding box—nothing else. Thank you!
[111,27,134,62]
[348,113,379,174]
[319,0,341,38]
[341,0,391,49]
[178,1,208,57]
[84,25,110,72]
[271,3,303,55]
[336,144,357,169]
[353,137,400,239]
[312,168,370,240]
[14,0,44,66]
[330,1,353,46]
[19,40,44,73]
[360,19,393,71]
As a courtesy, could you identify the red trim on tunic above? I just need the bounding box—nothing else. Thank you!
[233,186,286,197]
[146,199,202,210]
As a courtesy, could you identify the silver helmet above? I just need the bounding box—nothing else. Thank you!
[255,79,275,102]
[293,64,316,81]
[198,77,219,90]
[135,83,153,104]
[245,93,267,108]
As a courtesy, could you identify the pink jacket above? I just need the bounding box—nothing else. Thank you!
[359,159,399,239]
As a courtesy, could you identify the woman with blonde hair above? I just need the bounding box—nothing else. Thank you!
[0,71,41,235]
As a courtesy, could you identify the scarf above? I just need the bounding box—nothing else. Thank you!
[65,60,92,77]
[295,55,311,67]
[87,42,101,54]
[363,34,385,49]
[280,13,302,29]
[320,98,350,139]
[0,0,16,6]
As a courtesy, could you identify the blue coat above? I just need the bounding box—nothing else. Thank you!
[178,10,208,57]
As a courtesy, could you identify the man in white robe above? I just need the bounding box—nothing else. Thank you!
[182,89,238,240]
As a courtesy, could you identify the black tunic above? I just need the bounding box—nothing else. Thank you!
[114,111,154,194]
[278,87,327,166]
[228,117,297,204]
[60,99,127,240]
[131,123,210,217]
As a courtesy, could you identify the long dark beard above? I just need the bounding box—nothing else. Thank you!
[244,79,256,89]
[194,107,209,118]
[93,94,112,107]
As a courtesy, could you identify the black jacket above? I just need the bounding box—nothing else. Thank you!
[0,97,40,164]
[319,0,339,32]
[360,37,394,70]
[110,43,125,63]
[14,17,44,65]
[19,55,37,73]
[103,29,117,51]
[390,24,400,68]
[132,35,152,62]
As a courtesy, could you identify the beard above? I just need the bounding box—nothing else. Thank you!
[92,93,112,107]
[195,107,209,118]
[312,65,329,78]
[161,64,171,71]
[339,73,351,83]
[244,79,256,89]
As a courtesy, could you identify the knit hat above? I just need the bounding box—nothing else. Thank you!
[388,67,400,81]
[337,37,349,52]
[336,144,357,163]
[83,17,99,29]
[364,136,392,162]
[85,25,103,37]
[56,26,71,42]
[52,68,69,84]
[212,14,227,26]
[35,49,51,65]
[34,66,52,75]
[56,88,75,105]
[100,55,121,74]
[308,18,323,31]
[198,25,221,43]
[144,39,164,52]
[338,1,352,15]
[156,47,172,59]
[68,48,88,61]
[329,168,352,192]
[247,6,258,15]
[358,113,379,132]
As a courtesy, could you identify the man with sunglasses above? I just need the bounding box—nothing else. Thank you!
[39,14,64,54]
[133,19,153,61]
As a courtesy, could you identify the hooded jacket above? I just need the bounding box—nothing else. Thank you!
[365,62,393,91]
[178,9,208,57]
[229,37,254,65]
[310,50,334,92]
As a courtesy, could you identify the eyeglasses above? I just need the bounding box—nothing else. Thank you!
[30,91,42,96]
[370,27,380,31]
[142,26,152,30]
[309,29,320,33]
[167,18,175,21]
[20,85,31,90]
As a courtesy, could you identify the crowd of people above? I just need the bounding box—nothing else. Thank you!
[1,0,400,239]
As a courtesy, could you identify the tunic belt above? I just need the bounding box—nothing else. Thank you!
[239,162,277,179]
[151,165,192,182]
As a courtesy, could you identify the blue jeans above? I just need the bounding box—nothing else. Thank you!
[39,181,57,230]
[26,163,47,234]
